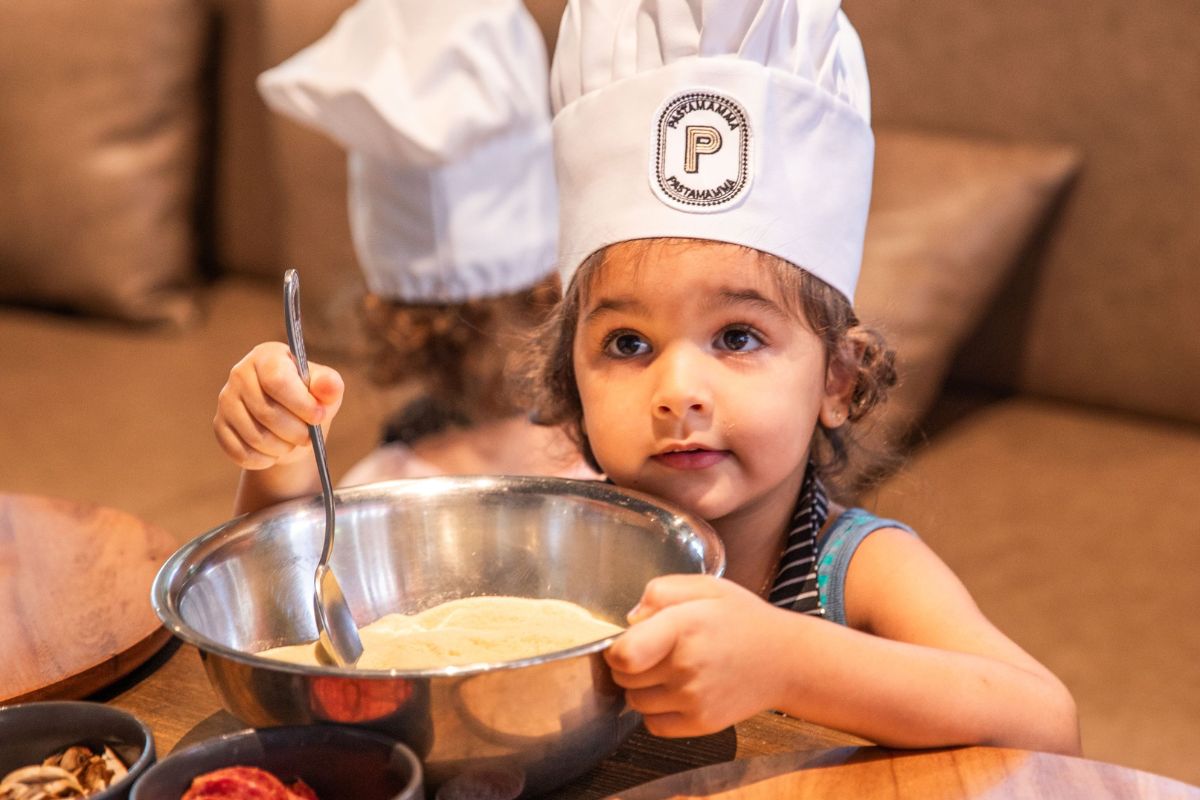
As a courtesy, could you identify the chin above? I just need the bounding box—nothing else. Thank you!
[602,463,745,519]
[637,481,740,524]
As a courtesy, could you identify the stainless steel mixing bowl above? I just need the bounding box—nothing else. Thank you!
[152,476,724,797]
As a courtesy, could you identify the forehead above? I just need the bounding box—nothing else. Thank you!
[582,238,787,303]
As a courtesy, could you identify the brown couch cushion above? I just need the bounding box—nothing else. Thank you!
[0,279,399,542]
[866,398,1200,785]
[212,0,365,355]
[0,0,205,325]
[206,0,284,282]
[845,1,1200,426]
[852,129,1079,481]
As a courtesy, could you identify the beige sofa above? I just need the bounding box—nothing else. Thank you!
[1,0,1196,787]
[847,1,1200,784]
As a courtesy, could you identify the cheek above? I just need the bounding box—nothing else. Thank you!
[726,368,823,448]
[573,360,601,422]
[574,366,643,466]
[574,362,609,431]
[729,399,815,449]
[726,407,816,486]
[577,373,630,431]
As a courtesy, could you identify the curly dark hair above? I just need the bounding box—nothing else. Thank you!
[361,276,561,428]
[516,238,899,497]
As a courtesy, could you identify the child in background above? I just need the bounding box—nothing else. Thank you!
[516,0,1079,752]
[218,0,587,513]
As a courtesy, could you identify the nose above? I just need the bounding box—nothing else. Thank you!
[651,344,713,420]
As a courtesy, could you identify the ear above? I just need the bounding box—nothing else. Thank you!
[819,330,865,429]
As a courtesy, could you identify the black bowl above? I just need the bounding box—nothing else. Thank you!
[0,701,155,800]
[129,726,422,800]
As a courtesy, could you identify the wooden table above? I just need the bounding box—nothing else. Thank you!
[93,640,1199,799]
[0,493,177,703]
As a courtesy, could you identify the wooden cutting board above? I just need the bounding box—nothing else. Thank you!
[608,746,1200,799]
[0,493,179,703]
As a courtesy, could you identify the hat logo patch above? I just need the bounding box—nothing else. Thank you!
[652,91,751,212]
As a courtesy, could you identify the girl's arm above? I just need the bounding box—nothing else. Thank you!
[233,460,323,516]
[606,532,1079,754]
[790,527,1080,753]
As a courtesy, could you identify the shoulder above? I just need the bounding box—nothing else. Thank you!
[814,507,917,627]
[834,513,983,639]
[816,507,917,578]
[818,506,914,545]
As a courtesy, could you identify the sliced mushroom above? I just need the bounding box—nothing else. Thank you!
[2,744,129,800]
[99,748,126,782]
[0,765,87,799]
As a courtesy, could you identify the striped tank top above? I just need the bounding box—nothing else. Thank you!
[766,467,914,626]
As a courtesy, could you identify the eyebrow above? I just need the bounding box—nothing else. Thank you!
[704,287,790,320]
[582,287,790,325]
[582,296,647,324]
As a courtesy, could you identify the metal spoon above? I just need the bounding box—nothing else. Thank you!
[283,269,363,668]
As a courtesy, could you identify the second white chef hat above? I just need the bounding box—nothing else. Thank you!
[258,0,557,302]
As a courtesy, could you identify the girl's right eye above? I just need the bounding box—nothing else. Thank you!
[603,331,650,358]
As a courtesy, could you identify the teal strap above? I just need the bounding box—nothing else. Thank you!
[816,508,916,626]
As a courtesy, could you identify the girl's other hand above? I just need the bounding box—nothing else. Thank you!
[605,575,793,738]
[214,341,345,471]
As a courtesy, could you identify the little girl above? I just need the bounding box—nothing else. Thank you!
[517,0,1079,753]
[520,235,1080,751]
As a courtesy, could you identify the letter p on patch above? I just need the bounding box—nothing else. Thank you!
[684,125,722,173]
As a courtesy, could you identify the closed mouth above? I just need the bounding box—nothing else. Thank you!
[651,447,730,470]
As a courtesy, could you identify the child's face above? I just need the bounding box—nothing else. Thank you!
[573,240,841,525]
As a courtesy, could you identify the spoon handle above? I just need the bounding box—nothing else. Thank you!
[283,269,337,566]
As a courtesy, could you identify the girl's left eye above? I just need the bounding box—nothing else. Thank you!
[715,326,764,352]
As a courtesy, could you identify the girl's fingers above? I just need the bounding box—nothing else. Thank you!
[254,353,327,427]
[623,684,678,716]
[240,382,313,446]
[307,364,345,411]
[639,712,693,739]
[214,416,284,470]
[628,574,726,623]
[219,371,308,450]
[608,658,673,690]
[214,342,343,472]
[621,676,720,737]
[214,400,306,468]
[605,607,681,674]
[240,406,301,458]
[224,343,344,437]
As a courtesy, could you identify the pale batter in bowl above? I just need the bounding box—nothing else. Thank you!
[259,596,624,670]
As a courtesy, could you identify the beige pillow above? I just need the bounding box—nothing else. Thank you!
[852,128,1079,479]
[0,0,204,325]
[210,0,366,356]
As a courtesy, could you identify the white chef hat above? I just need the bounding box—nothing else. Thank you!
[551,0,873,302]
[257,0,557,302]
